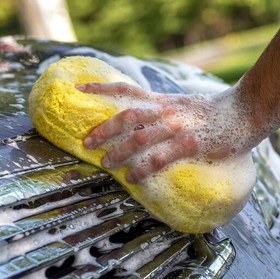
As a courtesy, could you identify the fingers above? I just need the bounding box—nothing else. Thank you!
[76,82,167,103]
[101,124,177,168]
[76,82,146,97]
[84,108,162,149]
[126,134,198,183]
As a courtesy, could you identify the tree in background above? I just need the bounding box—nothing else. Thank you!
[0,1,21,36]
[16,0,76,42]
[1,0,280,57]
[66,0,280,56]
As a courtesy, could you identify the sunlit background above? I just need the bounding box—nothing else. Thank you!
[1,0,280,84]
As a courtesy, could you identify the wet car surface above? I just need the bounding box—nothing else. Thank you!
[0,37,280,278]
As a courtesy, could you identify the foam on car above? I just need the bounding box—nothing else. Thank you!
[29,56,256,233]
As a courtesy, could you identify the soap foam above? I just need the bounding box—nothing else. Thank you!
[29,56,257,233]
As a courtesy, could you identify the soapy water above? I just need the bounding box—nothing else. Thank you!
[83,76,259,173]
[0,66,251,179]
[91,81,257,209]
[1,38,280,278]
[0,209,103,263]
[28,55,260,234]
[0,196,135,265]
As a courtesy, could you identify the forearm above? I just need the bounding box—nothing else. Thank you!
[239,29,280,136]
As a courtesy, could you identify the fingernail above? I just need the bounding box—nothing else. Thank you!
[84,137,96,149]
[76,84,86,91]
[102,157,111,168]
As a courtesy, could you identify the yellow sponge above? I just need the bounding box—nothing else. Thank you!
[29,56,256,233]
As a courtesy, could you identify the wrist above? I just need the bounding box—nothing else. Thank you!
[239,73,279,138]
[212,84,262,154]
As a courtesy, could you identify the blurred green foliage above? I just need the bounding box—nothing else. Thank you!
[66,0,280,56]
[0,1,21,36]
[1,0,280,57]
[185,24,280,84]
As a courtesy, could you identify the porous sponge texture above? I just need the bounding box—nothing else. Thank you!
[29,56,256,233]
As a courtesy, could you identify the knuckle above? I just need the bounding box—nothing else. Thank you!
[166,120,182,132]
[120,109,134,121]
[131,108,142,120]
[97,126,107,141]
[106,145,124,166]
[122,108,142,123]
[163,107,176,116]
[117,82,130,92]
[152,155,166,171]
[134,131,147,146]
[88,127,105,146]
[181,135,198,156]
[128,165,151,183]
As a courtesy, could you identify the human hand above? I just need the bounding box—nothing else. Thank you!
[76,82,252,183]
